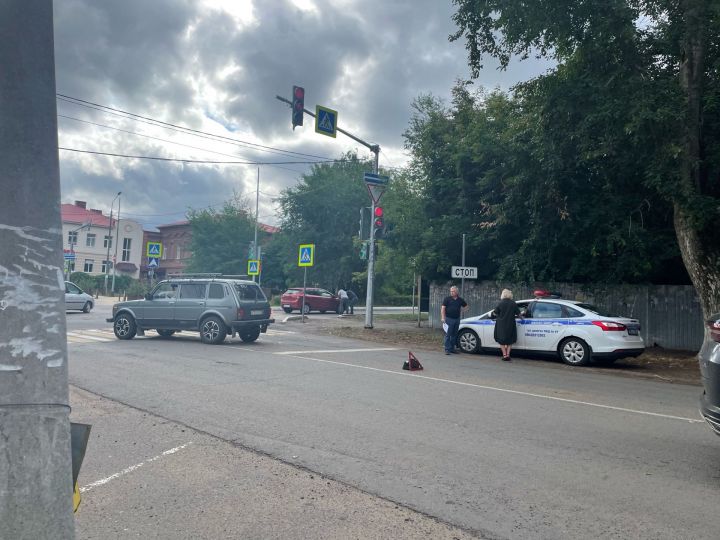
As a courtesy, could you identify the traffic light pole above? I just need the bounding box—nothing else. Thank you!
[276,95,381,328]
[0,2,75,537]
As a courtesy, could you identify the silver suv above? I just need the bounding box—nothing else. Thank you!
[107,275,274,345]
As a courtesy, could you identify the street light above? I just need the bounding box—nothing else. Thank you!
[104,191,121,295]
[65,222,91,281]
[111,192,121,294]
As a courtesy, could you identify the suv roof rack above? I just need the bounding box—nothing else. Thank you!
[166,273,250,280]
[167,273,222,279]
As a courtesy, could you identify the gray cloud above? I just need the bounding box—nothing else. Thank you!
[53,0,552,227]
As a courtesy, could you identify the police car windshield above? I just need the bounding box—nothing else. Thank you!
[576,303,619,317]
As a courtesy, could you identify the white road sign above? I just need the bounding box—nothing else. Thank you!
[451,266,478,279]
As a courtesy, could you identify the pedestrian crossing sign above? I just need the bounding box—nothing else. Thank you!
[248,259,260,275]
[315,105,337,138]
[146,242,163,257]
[298,244,314,267]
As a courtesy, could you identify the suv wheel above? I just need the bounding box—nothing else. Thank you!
[559,337,591,366]
[302,304,311,315]
[200,316,227,345]
[240,327,261,343]
[283,307,292,314]
[114,314,137,340]
[82,301,92,313]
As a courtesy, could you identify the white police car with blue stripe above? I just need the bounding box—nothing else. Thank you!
[457,292,644,366]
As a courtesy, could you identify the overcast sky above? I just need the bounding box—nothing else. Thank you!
[53,0,551,229]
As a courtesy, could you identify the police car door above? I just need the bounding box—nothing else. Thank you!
[522,301,566,352]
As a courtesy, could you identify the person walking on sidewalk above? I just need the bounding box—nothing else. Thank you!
[441,285,468,355]
[493,288,520,361]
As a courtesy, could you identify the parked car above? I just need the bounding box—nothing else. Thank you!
[280,287,342,314]
[107,276,274,344]
[457,294,645,366]
[65,281,94,313]
[699,312,720,435]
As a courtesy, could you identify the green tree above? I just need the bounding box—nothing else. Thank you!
[450,0,720,315]
[186,194,259,275]
[275,153,375,290]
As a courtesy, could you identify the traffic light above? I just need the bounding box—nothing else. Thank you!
[359,206,371,240]
[360,241,368,260]
[292,85,304,128]
[373,206,384,238]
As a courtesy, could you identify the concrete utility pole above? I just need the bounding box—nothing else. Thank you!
[0,1,75,538]
[105,191,121,295]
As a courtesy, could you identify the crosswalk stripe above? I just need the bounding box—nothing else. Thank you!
[67,326,292,343]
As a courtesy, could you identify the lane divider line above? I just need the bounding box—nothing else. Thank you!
[80,442,193,493]
[276,347,399,355]
[276,353,704,425]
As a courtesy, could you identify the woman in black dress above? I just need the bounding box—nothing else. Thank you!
[493,289,520,361]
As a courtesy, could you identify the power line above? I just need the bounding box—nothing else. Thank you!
[58,114,324,175]
[58,147,338,165]
[56,93,333,161]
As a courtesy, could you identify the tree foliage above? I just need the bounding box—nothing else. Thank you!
[447,0,720,315]
[186,194,260,275]
[273,153,376,292]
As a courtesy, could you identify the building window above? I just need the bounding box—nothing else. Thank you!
[104,235,112,249]
[101,260,111,273]
[176,244,181,259]
[84,259,94,272]
[122,238,132,262]
[86,233,96,247]
[68,231,78,246]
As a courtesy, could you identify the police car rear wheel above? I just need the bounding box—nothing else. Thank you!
[559,337,590,366]
[458,329,480,354]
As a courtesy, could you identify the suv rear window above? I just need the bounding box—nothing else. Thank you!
[235,283,266,301]
[284,289,302,295]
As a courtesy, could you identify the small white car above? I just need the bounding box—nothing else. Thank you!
[457,295,644,366]
[65,281,94,313]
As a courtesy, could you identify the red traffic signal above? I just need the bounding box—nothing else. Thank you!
[373,206,384,231]
[292,85,304,128]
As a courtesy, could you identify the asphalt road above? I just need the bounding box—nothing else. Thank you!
[67,301,720,539]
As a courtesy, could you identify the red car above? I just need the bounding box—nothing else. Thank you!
[280,287,341,314]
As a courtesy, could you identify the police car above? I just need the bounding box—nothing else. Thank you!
[456,291,645,366]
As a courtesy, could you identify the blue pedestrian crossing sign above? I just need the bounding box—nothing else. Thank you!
[298,244,315,267]
[247,259,260,276]
[315,105,337,138]
[147,257,159,269]
[146,242,163,257]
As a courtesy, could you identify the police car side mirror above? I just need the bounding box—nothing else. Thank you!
[145,293,153,300]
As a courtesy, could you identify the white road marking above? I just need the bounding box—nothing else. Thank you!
[66,332,113,343]
[80,442,193,493]
[276,347,399,355]
[276,353,704,425]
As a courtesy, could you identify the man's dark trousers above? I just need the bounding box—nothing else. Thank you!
[444,317,460,353]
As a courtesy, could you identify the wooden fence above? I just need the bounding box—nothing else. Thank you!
[429,281,704,351]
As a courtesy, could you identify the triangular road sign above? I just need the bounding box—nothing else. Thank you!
[366,183,385,205]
